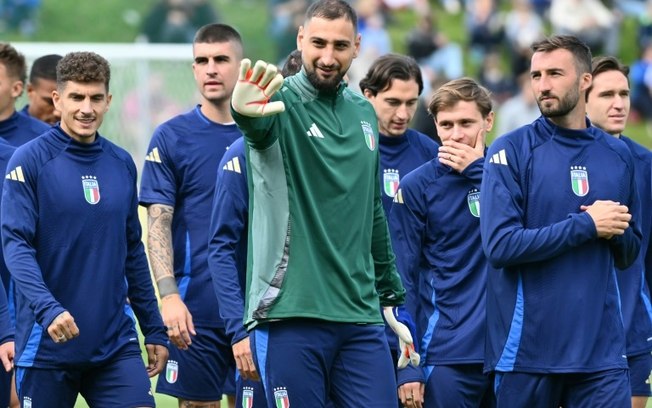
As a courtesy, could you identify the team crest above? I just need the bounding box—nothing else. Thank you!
[165,360,179,384]
[383,169,400,197]
[361,121,376,151]
[274,387,290,408]
[23,397,31,408]
[570,166,589,197]
[467,189,481,218]
[242,387,254,408]
[81,175,101,205]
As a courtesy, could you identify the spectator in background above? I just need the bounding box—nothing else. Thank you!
[268,0,310,64]
[405,13,463,82]
[20,54,62,125]
[478,51,516,105]
[631,40,652,136]
[0,0,41,37]
[140,0,219,43]
[495,71,540,136]
[503,0,544,78]
[466,0,504,64]
[549,0,619,55]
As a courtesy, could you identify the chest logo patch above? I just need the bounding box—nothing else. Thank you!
[361,120,376,151]
[383,169,400,197]
[82,175,101,205]
[467,188,481,218]
[570,166,589,197]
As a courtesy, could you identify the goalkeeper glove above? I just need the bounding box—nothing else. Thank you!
[383,306,421,369]
[231,59,285,117]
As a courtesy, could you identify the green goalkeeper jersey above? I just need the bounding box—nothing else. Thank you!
[233,70,405,329]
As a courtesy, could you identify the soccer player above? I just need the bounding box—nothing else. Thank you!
[358,53,438,215]
[389,77,494,408]
[229,0,416,406]
[139,23,243,407]
[0,51,168,407]
[481,35,641,406]
[0,43,49,147]
[20,54,62,125]
[586,55,652,408]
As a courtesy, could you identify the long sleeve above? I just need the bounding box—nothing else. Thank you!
[1,150,64,330]
[124,163,167,347]
[208,142,249,344]
[480,138,596,269]
[0,280,13,345]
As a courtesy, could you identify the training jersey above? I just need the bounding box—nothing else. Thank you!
[0,111,49,147]
[208,137,249,344]
[232,70,405,329]
[139,106,242,328]
[617,135,652,357]
[379,129,438,215]
[480,117,641,373]
[390,157,487,366]
[1,126,167,368]
[0,141,16,326]
[0,280,12,346]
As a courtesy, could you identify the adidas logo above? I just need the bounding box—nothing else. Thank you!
[223,157,241,174]
[489,149,508,166]
[145,147,162,163]
[306,123,324,138]
[5,166,25,182]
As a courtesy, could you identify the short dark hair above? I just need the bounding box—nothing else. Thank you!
[193,23,243,58]
[305,0,357,32]
[359,54,423,96]
[0,43,27,84]
[281,49,302,78]
[586,55,629,100]
[29,54,62,83]
[531,35,592,75]
[57,52,111,91]
[428,77,493,119]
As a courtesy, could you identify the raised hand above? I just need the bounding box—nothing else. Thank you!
[232,59,286,117]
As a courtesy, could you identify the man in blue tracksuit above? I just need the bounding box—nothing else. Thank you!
[481,35,641,407]
[586,55,652,408]
[1,51,167,408]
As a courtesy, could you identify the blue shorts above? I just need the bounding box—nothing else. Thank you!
[16,353,154,408]
[628,352,652,397]
[0,368,10,408]
[156,325,235,401]
[235,374,267,408]
[252,319,396,408]
[494,369,630,408]
[424,364,494,407]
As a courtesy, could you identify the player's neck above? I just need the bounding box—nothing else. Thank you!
[200,100,233,125]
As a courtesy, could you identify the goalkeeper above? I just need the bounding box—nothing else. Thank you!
[230,0,417,406]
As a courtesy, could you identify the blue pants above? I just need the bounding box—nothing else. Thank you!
[425,364,494,407]
[628,352,652,397]
[252,319,398,407]
[494,369,630,408]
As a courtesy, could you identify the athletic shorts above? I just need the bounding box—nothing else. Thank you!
[628,352,652,397]
[424,364,493,407]
[0,368,10,408]
[252,319,396,408]
[494,369,630,408]
[156,325,235,401]
[16,353,154,408]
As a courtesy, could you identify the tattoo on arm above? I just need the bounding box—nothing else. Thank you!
[147,204,178,297]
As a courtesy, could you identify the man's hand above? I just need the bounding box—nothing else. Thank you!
[383,307,420,369]
[47,311,79,344]
[438,127,485,172]
[232,336,260,381]
[232,59,285,117]
[161,294,196,350]
[581,200,631,239]
[398,382,425,408]
[145,344,168,378]
[0,341,13,372]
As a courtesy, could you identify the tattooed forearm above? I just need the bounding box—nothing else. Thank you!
[147,204,178,297]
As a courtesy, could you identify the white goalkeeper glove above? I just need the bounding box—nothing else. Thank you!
[383,306,421,369]
[231,59,286,117]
